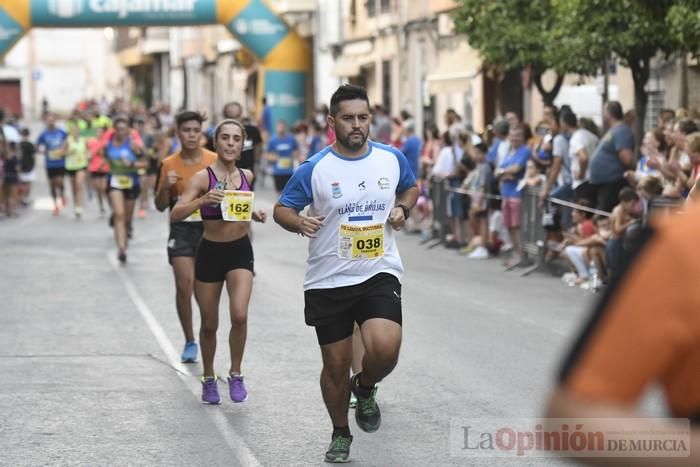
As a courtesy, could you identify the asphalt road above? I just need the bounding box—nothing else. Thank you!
[0,161,609,467]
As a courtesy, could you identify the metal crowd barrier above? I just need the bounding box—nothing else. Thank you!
[431,182,685,278]
[424,177,449,249]
[436,185,597,275]
[512,186,547,275]
[648,196,683,216]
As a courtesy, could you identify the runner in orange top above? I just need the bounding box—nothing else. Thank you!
[546,202,700,465]
[155,111,217,363]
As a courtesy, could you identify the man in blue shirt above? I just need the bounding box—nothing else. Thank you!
[400,120,421,180]
[37,113,68,215]
[266,119,299,193]
[495,125,531,267]
[589,101,636,212]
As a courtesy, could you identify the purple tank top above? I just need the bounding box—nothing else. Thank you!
[200,167,252,220]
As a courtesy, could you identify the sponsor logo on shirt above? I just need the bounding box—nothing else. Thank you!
[378,177,390,190]
[358,181,366,191]
[332,182,342,199]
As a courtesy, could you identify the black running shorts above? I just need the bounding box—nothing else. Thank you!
[194,236,254,283]
[107,174,141,200]
[65,167,86,177]
[304,273,403,346]
[168,222,204,264]
[46,167,65,179]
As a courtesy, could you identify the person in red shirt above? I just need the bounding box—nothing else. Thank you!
[87,126,111,214]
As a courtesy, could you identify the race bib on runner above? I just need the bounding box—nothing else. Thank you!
[338,224,384,260]
[48,149,63,160]
[110,175,134,190]
[277,157,292,170]
[221,190,254,222]
[75,152,87,166]
[183,208,202,222]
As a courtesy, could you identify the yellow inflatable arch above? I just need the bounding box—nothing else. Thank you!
[0,0,311,125]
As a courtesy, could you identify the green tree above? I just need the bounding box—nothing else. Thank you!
[553,0,681,137]
[453,0,570,106]
[668,0,700,54]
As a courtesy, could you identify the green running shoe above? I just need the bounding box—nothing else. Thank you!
[351,374,381,433]
[324,434,352,463]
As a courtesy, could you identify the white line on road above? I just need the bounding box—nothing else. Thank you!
[107,251,262,467]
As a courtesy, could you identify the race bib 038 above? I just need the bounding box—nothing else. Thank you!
[338,224,384,260]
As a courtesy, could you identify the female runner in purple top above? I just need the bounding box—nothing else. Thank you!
[171,119,267,405]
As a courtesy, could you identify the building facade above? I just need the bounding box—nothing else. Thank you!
[1,28,122,119]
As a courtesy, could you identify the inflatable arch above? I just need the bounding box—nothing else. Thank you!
[0,0,311,126]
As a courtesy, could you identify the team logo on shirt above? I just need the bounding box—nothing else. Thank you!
[331,182,343,199]
[378,177,390,190]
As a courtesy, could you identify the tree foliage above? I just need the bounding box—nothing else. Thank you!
[454,0,697,133]
[452,0,570,105]
[668,0,700,55]
[553,0,681,137]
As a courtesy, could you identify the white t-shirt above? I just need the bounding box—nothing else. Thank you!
[432,145,460,178]
[569,128,599,188]
[553,133,570,186]
[279,141,417,290]
[2,124,20,143]
[496,140,511,167]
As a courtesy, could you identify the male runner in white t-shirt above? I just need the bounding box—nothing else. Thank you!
[273,84,418,463]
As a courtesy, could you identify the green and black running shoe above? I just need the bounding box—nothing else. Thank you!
[351,374,381,433]
[324,433,353,463]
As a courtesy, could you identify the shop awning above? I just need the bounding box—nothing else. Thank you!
[118,45,153,68]
[426,71,479,94]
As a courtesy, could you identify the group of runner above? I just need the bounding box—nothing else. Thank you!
[32,110,159,262]
[25,86,418,462]
[151,85,417,463]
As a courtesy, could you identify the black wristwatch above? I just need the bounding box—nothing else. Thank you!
[397,203,410,220]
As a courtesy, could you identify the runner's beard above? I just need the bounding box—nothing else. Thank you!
[338,131,368,151]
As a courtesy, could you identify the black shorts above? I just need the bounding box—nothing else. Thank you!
[46,167,65,179]
[304,273,403,346]
[66,167,86,177]
[90,172,108,178]
[107,174,141,200]
[168,222,204,264]
[274,174,292,193]
[195,236,254,283]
